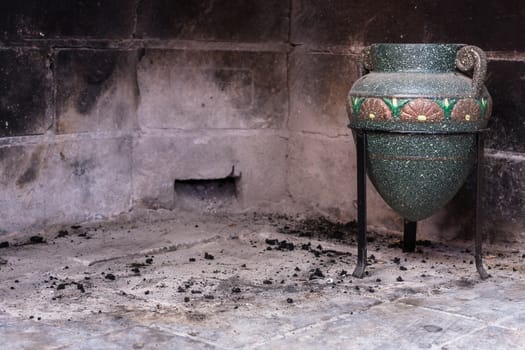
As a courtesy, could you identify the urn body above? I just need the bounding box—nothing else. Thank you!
[347,44,492,221]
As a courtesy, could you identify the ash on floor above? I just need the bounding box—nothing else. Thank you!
[1,213,525,349]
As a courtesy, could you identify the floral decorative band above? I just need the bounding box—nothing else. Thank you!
[349,96,491,122]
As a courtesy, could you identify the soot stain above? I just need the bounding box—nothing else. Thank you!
[0,50,50,137]
[57,50,119,116]
[70,159,94,177]
[16,146,44,188]
[76,52,118,114]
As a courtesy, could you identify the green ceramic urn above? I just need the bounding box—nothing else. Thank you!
[347,44,492,221]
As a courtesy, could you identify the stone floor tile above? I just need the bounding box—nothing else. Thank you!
[257,302,485,350]
[443,326,525,350]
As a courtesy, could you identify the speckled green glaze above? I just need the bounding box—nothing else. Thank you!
[347,44,492,221]
[366,133,475,221]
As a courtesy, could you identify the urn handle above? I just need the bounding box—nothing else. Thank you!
[455,45,487,98]
[359,46,373,76]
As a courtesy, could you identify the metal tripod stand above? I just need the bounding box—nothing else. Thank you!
[351,129,490,280]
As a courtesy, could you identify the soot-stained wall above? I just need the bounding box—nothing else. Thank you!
[0,0,524,243]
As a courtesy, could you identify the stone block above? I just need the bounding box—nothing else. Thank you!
[56,50,139,134]
[291,0,525,51]
[287,133,399,227]
[0,49,52,137]
[136,0,290,42]
[132,131,288,210]
[137,50,287,130]
[424,0,525,51]
[291,0,426,47]
[42,136,132,224]
[420,153,525,243]
[288,51,358,136]
[484,60,525,153]
[482,154,525,242]
[0,144,47,232]
[0,1,134,39]
[0,137,132,232]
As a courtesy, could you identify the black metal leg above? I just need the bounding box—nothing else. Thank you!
[474,133,490,279]
[403,220,417,252]
[353,131,368,278]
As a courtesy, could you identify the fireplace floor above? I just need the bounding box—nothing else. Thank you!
[1,213,525,349]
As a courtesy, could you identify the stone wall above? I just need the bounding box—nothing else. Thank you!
[0,1,524,242]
